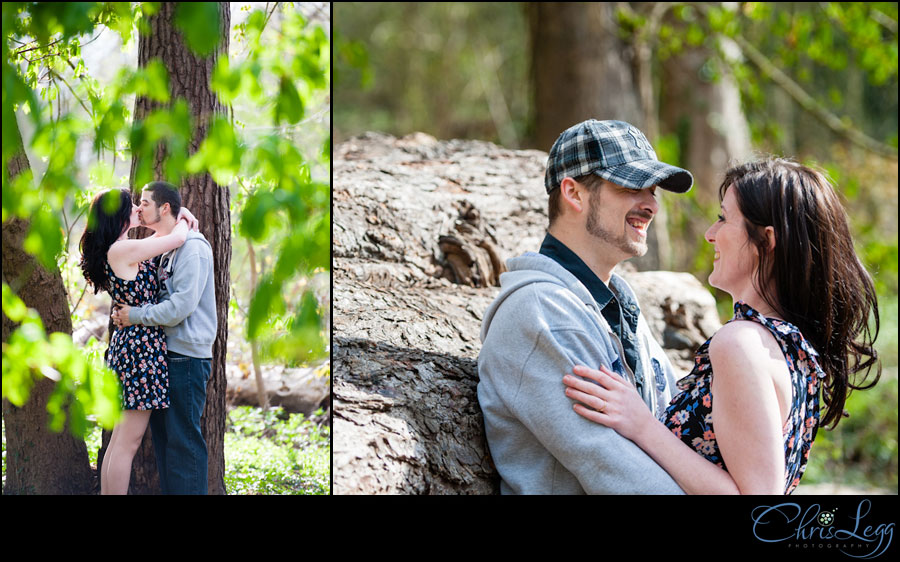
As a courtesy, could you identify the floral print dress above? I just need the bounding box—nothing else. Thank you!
[661,302,821,494]
[104,259,169,410]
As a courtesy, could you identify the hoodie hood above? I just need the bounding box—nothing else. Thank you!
[481,252,601,343]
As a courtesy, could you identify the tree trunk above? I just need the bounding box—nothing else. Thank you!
[2,111,93,495]
[247,241,268,409]
[659,40,752,273]
[99,1,232,495]
[528,2,643,151]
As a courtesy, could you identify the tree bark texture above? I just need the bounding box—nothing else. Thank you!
[528,2,644,151]
[2,114,93,495]
[101,1,231,495]
[333,133,722,494]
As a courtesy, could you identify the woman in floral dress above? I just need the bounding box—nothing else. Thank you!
[563,159,881,494]
[80,187,195,495]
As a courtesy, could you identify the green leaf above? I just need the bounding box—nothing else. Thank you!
[23,207,65,272]
[275,76,304,124]
[89,161,116,188]
[239,190,280,241]
[141,59,171,102]
[247,276,282,340]
[186,116,245,185]
[211,57,242,102]
[174,2,222,56]
[2,283,29,323]
[94,101,127,153]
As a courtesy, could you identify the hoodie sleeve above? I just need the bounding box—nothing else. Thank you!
[478,283,685,494]
[128,240,210,328]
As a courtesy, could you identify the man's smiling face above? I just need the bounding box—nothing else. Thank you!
[584,179,659,261]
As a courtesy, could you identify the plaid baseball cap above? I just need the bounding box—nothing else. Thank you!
[544,120,693,194]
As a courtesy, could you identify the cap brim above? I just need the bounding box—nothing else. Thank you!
[595,160,693,193]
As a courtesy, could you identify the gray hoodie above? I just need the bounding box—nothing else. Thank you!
[128,231,217,358]
[477,252,684,494]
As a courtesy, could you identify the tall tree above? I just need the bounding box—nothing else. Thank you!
[528,2,643,151]
[658,41,752,270]
[2,112,93,495]
[97,1,232,495]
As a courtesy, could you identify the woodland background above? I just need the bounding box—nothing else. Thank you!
[334,2,898,492]
[2,2,330,495]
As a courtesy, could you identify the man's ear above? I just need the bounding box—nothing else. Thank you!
[161,202,171,217]
[559,177,587,215]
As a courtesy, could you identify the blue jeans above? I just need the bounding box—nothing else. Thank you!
[150,351,211,494]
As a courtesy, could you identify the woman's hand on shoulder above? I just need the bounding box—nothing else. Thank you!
[172,217,189,244]
[177,206,199,231]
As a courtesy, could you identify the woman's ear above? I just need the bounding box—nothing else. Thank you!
[559,177,586,215]
[763,226,776,253]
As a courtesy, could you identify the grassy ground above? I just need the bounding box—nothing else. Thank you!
[223,406,330,495]
[2,405,331,495]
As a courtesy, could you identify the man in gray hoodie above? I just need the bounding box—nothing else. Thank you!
[477,120,693,494]
[112,181,218,494]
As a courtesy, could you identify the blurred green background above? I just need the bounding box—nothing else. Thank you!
[334,2,898,492]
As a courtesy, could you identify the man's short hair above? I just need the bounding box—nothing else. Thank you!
[143,181,182,217]
[548,174,605,226]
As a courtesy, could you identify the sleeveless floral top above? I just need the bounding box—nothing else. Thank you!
[661,302,822,494]
[104,259,169,410]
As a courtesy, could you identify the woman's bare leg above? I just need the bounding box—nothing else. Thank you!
[101,410,151,495]
[100,424,121,494]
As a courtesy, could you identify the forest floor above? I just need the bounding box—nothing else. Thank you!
[1,405,330,495]
[1,284,331,495]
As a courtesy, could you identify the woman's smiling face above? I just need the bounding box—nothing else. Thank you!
[705,186,759,298]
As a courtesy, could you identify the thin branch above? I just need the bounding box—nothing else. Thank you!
[79,27,105,49]
[731,32,898,160]
[239,105,329,130]
[47,68,94,118]
[12,36,65,56]
[870,8,898,35]
[305,3,329,24]
[262,2,281,33]
[22,51,71,64]
[71,283,89,318]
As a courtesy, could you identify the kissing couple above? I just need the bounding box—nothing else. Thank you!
[80,181,217,495]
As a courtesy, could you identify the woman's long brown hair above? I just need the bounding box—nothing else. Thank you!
[720,158,881,429]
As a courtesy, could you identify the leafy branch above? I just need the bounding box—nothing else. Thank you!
[617,2,898,159]
[729,31,897,160]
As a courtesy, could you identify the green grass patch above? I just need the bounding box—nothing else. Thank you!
[224,405,330,495]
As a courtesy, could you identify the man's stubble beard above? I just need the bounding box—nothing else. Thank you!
[584,191,648,258]
[140,209,161,228]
